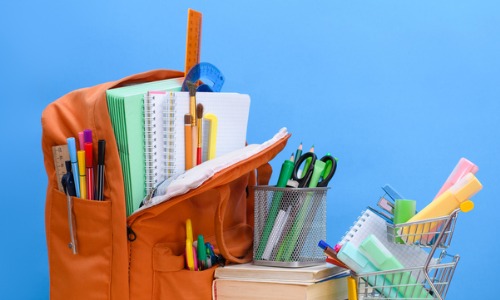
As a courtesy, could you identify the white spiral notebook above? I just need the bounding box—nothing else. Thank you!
[338,207,431,268]
[143,91,251,196]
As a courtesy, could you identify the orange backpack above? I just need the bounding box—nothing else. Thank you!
[41,69,290,300]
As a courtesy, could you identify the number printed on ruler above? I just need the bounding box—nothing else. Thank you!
[52,145,70,192]
[184,8,202,75]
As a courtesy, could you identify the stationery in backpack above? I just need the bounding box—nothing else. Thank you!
[106,78,183,216]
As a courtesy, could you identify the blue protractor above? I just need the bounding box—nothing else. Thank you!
[182,62,225,92]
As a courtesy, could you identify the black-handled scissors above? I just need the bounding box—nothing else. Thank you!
[291,152,337,188]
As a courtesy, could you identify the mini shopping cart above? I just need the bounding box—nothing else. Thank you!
[350,209,461,300]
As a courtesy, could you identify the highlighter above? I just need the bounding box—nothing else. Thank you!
[77,150,87,200]
[435,158,478,199]
[401,173,482,244]
[67,137,81,198]
[337,242,400,299]
[359,235,433,299]
[203,113,218,160]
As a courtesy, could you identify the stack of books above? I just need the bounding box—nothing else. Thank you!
[212,263,349,300]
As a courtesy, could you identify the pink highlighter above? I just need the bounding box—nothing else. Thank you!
[434,158,479,199]
[419,158,479,245]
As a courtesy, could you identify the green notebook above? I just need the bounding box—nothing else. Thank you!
[106,78,183,216]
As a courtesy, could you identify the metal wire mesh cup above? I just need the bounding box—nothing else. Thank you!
[253,186,328,267]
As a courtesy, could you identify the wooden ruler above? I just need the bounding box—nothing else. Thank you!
[52,145,70,192]
[184,8,202,75]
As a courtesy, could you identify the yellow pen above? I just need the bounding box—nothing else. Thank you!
[77,150,87,199]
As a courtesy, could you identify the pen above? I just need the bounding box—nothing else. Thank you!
[196,103,203,165]
[96,140,106,201]
[77,150,87,199]
[67,137,81,198]
[255,154,295,260]
[84,142,94,200]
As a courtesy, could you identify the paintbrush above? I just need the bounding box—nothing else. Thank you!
[184,114,193,170]
[196,103,204,165]
[187,81,198,164]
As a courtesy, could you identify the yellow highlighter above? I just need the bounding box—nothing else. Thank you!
[203,113,218,161]
[77,150,87,199]
[400,173,482,244]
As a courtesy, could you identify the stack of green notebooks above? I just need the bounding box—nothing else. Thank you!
[106,78,183,216]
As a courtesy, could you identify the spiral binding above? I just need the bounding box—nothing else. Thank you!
[144,92,177,196]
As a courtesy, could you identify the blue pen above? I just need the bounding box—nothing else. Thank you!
[67,137,81,198]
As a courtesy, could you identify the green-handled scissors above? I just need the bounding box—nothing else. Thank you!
[291,152,337,187]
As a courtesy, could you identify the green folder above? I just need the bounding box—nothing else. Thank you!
[106,78,183,216]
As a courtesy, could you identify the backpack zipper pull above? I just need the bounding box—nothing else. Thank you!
[127,226,137,242]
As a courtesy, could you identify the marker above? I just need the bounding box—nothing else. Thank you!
[77,150,87,199]
[197,235,207,270]
[78,131,85,150]
[96,140,106,201]
[66,137,81,198]
[84,142,94,200]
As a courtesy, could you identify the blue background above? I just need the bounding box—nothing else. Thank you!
[1,1,498,299]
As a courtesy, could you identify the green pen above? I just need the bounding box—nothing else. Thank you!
[197,235,207,270]
[255,154,295,260]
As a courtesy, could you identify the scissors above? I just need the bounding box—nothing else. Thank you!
[291,152,337,188]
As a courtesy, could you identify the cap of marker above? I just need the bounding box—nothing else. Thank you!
[84,129,92,143]
[67,137,77,162]
[84,143,93,167]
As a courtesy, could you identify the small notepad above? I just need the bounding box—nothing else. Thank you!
[338,208,431,268]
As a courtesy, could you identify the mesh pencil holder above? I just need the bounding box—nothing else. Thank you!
[253,186,328,267]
